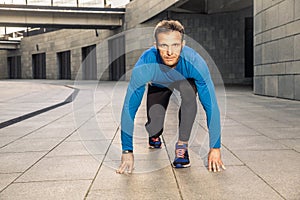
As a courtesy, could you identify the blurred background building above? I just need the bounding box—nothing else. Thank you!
[0,0,299,100]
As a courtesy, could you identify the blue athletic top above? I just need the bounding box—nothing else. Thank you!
[121,46,221,150]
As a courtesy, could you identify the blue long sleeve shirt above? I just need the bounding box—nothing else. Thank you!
[121,46,221,150]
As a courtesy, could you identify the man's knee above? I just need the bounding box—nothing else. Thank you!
[178,79,197,101]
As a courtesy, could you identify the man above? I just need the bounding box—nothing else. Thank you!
[116,20,225,174]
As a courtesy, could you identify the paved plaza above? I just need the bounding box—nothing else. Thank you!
[0,80,299,200]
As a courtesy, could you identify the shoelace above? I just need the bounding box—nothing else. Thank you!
[175,148,185,158]
[151,137,160,142]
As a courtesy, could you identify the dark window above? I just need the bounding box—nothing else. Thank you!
[57,50,71,79]
[109,35,126,81]
[32,53,46,79]
[8,56,21,79]
[82,45,97,80]
[245,17,253,78]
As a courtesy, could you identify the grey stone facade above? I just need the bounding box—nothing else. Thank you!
[125,0,180,29]
[4,29,118,80]
[124,7,253,84]
[0,0,253,86]
[0,51,7,79]
[174,9,253,84]
[1,4,253,85]
[254,0,300,100]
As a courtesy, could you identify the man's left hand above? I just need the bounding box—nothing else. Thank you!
[208,148,226,172]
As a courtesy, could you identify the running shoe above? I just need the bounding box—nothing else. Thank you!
[172,143,191,168]
[149,136,162,149]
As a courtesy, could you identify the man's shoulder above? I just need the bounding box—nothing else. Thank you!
[181,46,198,56]
[141,46,157,59]
[135,46,158,68]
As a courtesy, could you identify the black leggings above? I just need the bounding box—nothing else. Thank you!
[145,79,197,142]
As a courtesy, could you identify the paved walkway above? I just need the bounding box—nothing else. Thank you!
[0,80,299,200]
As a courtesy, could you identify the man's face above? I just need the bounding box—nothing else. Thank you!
[156,31,184,68]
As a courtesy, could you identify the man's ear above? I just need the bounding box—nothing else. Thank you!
[182,40,186,46]
[154,42,157,48]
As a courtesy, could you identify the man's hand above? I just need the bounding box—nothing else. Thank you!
[208,148,226,172]
[116,153,134,174]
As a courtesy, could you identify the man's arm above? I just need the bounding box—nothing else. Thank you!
[117,61,154,174]
[192,55,221,148]
[117,68,146,174]
[120,80,146,151]
[191,54,225,172]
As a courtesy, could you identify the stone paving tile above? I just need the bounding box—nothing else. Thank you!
[16,155,101,182]
[0,125,39,137]
[87,188,181,200]
[0,173,21,191]
[235,150,300,199]
[9,120,50,129]
[0,152,46,173]
[225,112,269,123]
[189,145,244,167]
[43,120,77,129]
[221,125,261,137]
[222,135,289,151]
[0,138,63,153]
[239,120,291,129]
[23,127,75,139]
[0,81,299,200]
[105,144,170,163]
[221,118,244,127]
[89,165,180,199]
[175,166,284,200]
[0,136,20,148]
[0,81,72,123]
[0,180,91,200]
[255,126,300,140]
[46,140,110,157]
[278,139,300,152]
[103,159,172,174]
[73,127,115,141]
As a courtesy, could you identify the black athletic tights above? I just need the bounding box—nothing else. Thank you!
[145,78,197,142]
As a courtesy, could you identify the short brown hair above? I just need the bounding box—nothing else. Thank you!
[154,20,185,42]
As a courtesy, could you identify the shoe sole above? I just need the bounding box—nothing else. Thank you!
[172,163,191,168]
[148,145,162,149]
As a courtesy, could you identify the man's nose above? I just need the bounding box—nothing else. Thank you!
[166,46,173,55]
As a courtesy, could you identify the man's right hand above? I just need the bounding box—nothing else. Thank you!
[116,153,134,174]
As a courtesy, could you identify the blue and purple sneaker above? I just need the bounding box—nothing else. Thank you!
[172,143,191,168]
[149,136,162,149]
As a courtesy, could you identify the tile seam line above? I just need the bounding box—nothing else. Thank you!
[226,115,297,152]
[83,125,120,200]
[224,117,288,199]
[0,105,75,150]
[0,85,79,130]
[0,99,111,194]
[161,135,184,200]
[254,19,300,38]
[194,120,251,171]
[13,178,93,184]
[0,86,80,149]
[0,130,78,194]
[221,143,286,199]
[255,0,288,16]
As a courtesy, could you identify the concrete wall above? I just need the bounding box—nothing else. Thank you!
[254,0,300,100]
[6,29,117,80]
[0,51,8,79]
[175,8,253,84]
[124,7,253,84]
[125,0,180,29]
[0,0,253,85]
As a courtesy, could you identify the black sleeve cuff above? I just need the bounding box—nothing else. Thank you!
[122,150,133,154]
